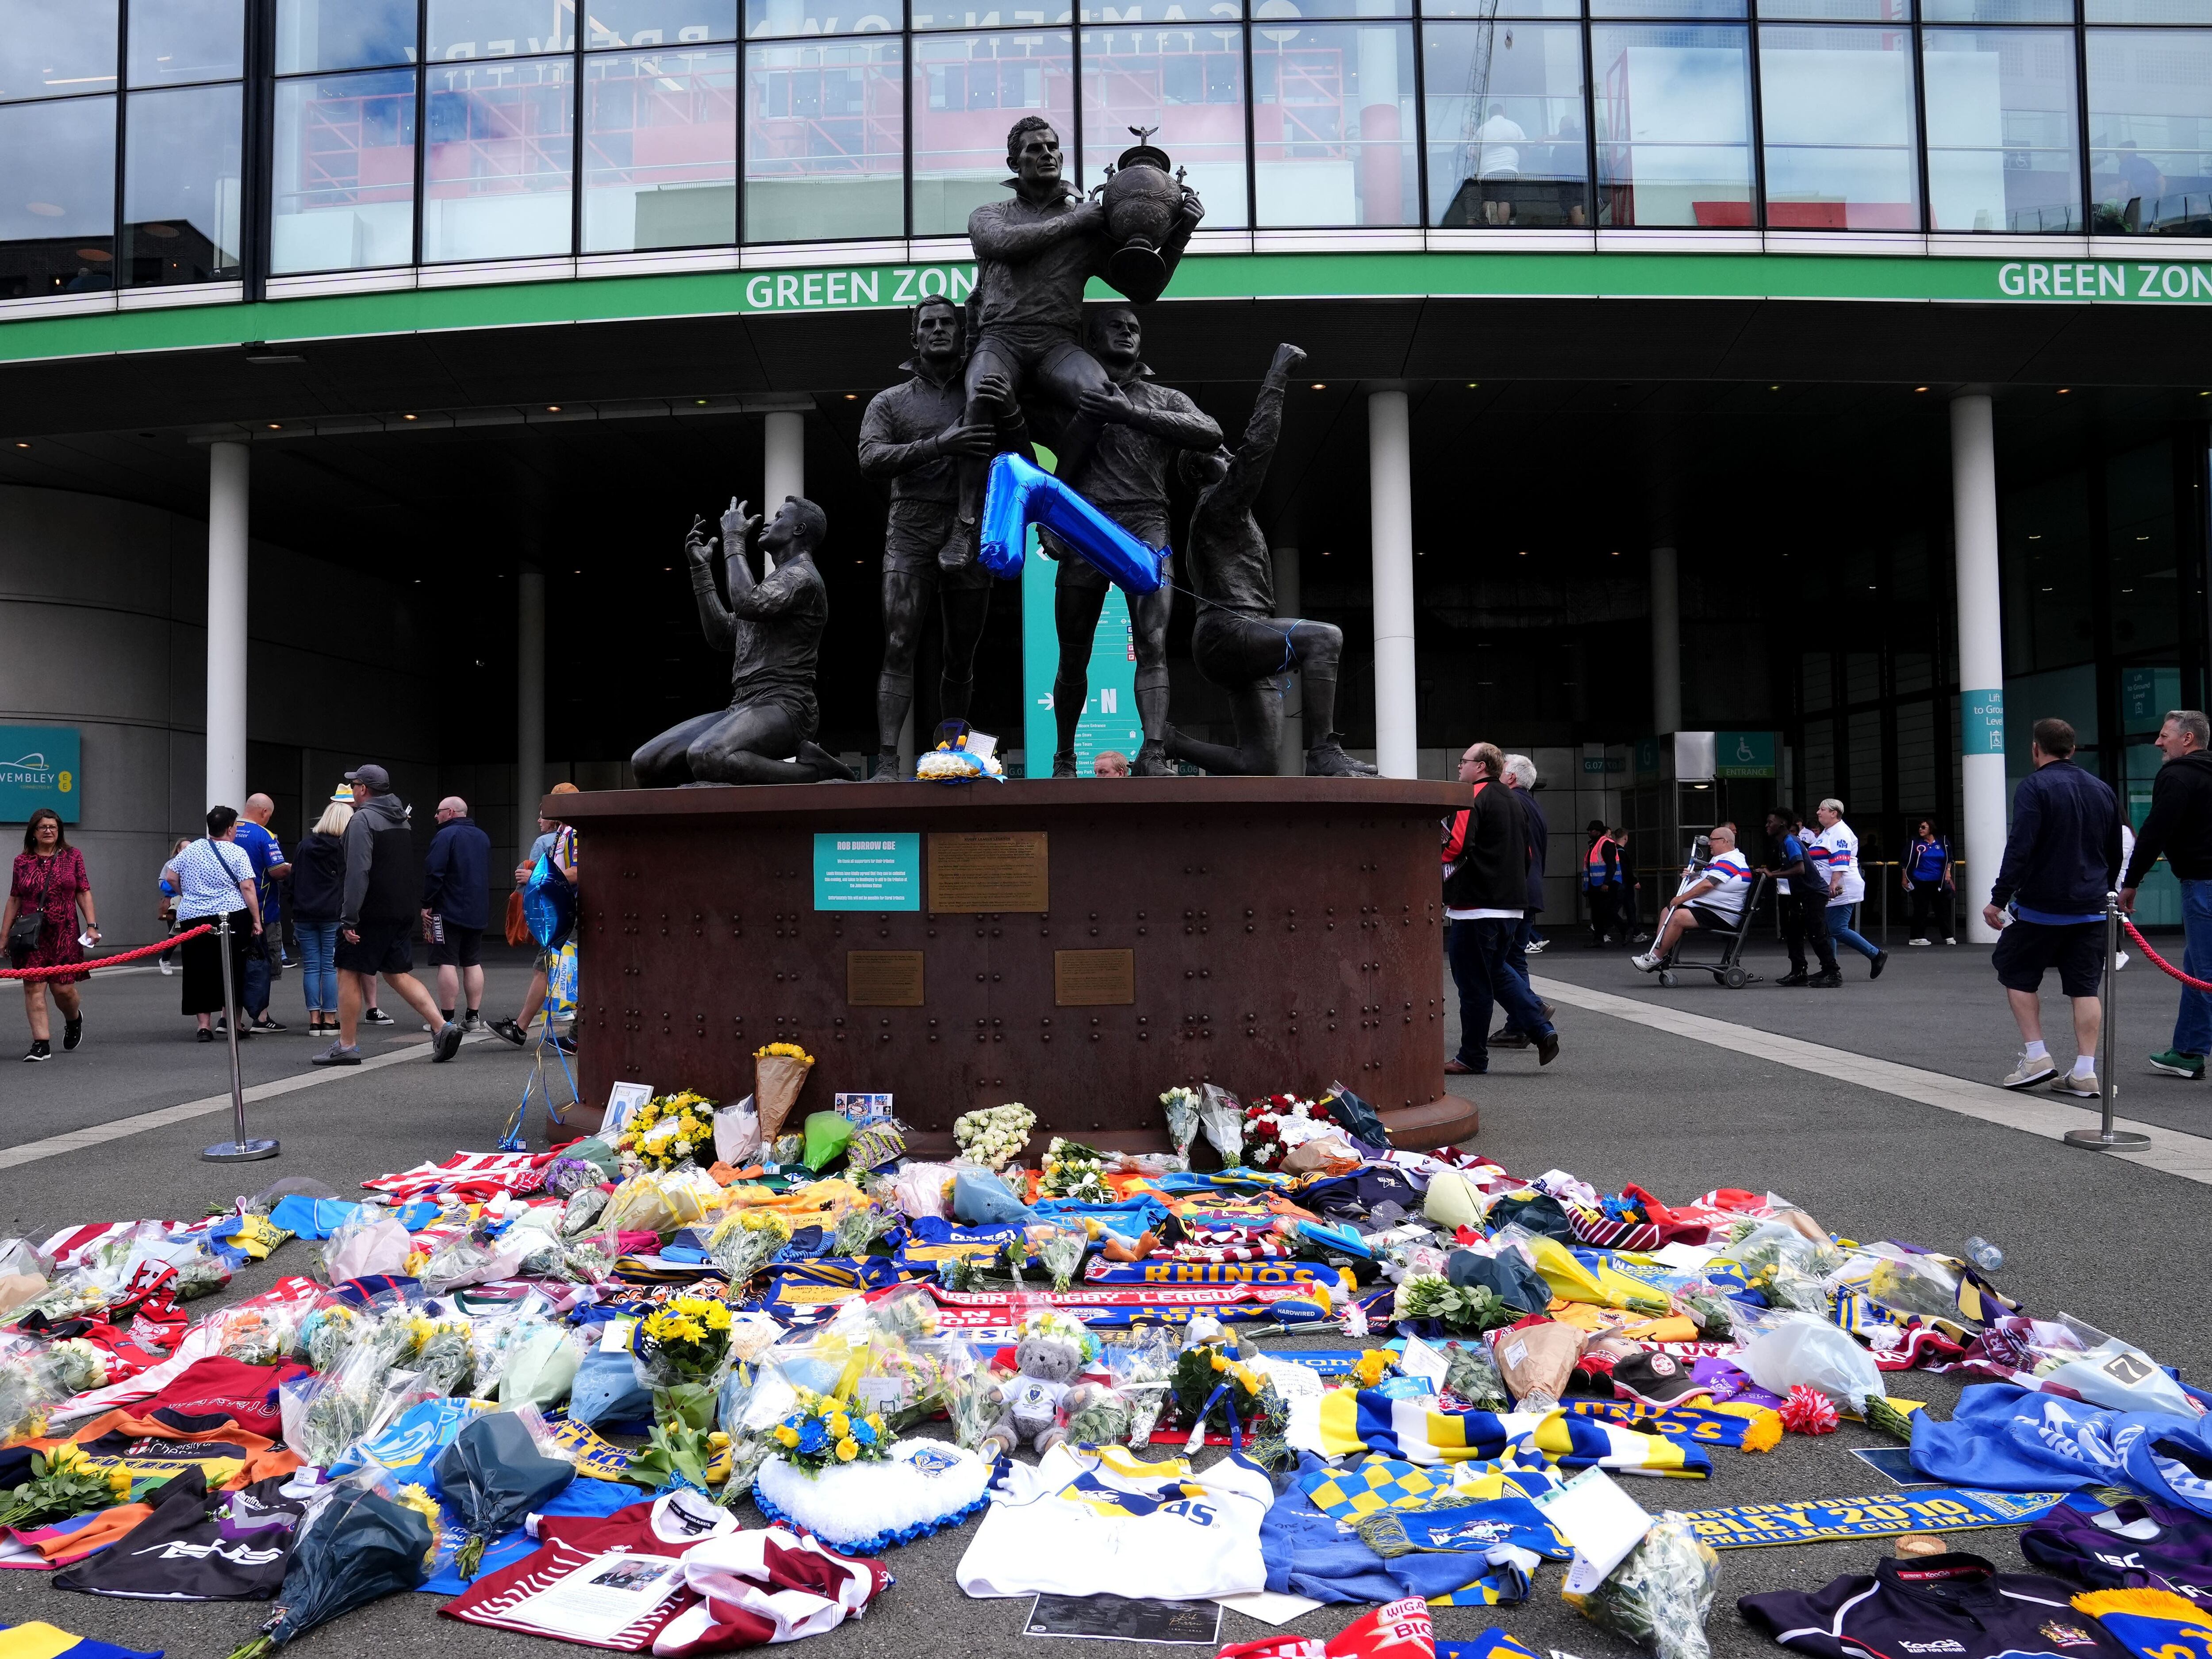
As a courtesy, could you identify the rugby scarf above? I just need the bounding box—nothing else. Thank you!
[1310,1392,1711,1475]
[1302,1458,1563,1525]
[2074,1589,2212,1659]
[1083,1260,1336,1286]
[1437,1633,1544,1659]
[1676,1488,2065,1548]
[1563,1399,1783,1453]
[924,1283,1330,1331]
[1220,1597,1433,1659]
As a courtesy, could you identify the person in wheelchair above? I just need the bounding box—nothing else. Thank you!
[1632,823,1752,972]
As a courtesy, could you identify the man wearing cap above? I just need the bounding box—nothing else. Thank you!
[313,765,462,1067]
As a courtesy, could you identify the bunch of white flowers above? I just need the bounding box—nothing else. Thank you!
[953,1102,1036,1170]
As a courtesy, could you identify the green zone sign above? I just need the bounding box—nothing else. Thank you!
[5,248,2212,365]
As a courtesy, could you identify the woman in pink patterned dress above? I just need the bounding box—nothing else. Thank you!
[3,807,100,1062]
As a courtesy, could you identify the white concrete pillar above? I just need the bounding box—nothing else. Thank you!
[1368,390,1418,779]
[762,410,804,573]
[1951,390,2006,944]
[1274,545,1305,772]
[1650,544,1681,735]
[518,567,545,838]
[204,442,250,812]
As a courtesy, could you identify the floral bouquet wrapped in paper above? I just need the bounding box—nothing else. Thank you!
[626,1090,718,1173]
[705,1207,791,1292]
[753,1044,816,1148]
[1039,1139,1111,1204]
[634,1294,734,1431]
[0,1343,73,1449]
[1159,1087,1201,1167]
[952,1102,1035,1171]
[1037,1229,1087,1293]
[1195,1083,1246,1167]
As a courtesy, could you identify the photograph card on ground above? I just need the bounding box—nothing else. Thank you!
[1025,1594,1225,1645]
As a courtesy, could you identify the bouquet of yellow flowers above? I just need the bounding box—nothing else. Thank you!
[769,1389,892,1477]
[753,1044,815,1147]
[705,1207,791,1291]
[635,1294,735,1431]
[627,1090,718,1172]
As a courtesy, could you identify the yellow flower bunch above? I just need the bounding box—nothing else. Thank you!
[769,1388,890,1475]
[626,1089,718,1172]
[1352,1349,1395,1390]
[634,1290,734,1382]
[394,1482,445,1567]
[754,1042,815,1065]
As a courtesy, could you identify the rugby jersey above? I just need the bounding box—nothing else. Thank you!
[1685,853,1754,924]
[2021,1495,2212,1607]
[1740,1552,2135,1659]
[956,1443,1273,1600]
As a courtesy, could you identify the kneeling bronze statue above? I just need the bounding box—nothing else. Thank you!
[631,495,855,787]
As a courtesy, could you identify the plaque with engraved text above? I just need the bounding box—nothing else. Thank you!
[1055,949,1135,1006]
[847,951,926,1006]
[927,831,1049,912]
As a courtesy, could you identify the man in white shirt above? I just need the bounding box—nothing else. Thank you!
[1632,823,1752,971]
[1814,799,1888,978]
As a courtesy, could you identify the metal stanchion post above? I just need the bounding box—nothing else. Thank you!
[203,912,279,1163]
[2066,891,2149,1152]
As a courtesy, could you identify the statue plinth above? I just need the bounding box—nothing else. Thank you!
[550,777,1479,1155]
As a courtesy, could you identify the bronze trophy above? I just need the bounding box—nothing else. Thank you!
[1097,127,1192,304]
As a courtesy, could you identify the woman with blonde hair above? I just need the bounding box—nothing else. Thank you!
[289,793,353,1035]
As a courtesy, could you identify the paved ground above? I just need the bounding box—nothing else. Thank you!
[4,933,2209,1659]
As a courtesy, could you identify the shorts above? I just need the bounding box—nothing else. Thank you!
[1685,903,1741,936]
[336,916,414,977]
[429,923,484,968]
[1193,609,1297,686]
[1056,526,1170,593]
[1992,917,2105,998]
[969,324,1089,387]
[884,499,994,590]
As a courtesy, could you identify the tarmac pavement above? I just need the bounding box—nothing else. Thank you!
[3,932,2209,1659]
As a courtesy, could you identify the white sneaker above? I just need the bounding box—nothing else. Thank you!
[1945,937,1958,945]
[158,958,174,975]
[2115,951,2129,971]
[2002,1050,2058,1089]
[1630,951,1662,973]
[2053,1068,2101,1098]
[1908,937,1932,947]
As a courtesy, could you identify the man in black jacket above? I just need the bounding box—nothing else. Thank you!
[422,795,493,1034]
[1442,742,1560,1075]
[313,764,462,1068]
[1986,718,2121,1094]
[2120,708,2212,1078]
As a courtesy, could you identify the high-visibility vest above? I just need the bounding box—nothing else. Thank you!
[1584,834,1619,889]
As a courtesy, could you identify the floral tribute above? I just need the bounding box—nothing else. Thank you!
[770,1390,893,1475]
[626,1090,717,1172]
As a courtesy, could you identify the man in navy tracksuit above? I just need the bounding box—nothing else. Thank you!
[1986,715,2122,1094]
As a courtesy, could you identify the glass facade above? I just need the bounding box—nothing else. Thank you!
[0,0,2203,294]
[0,0,242,296]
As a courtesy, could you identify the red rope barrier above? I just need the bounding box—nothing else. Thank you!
[2121,917,2212,994]
[0,924,212,981]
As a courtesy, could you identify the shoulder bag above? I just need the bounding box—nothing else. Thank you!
[7,856,56,966]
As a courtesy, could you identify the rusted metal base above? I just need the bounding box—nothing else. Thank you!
[553,777,1473,1148]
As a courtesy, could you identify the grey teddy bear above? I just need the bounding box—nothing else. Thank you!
[977,1330,1112,1460]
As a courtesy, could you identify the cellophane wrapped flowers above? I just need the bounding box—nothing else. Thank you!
[634,1294,734,1431]
[626,1090,718,1173]
[1159,1087,1200,1166]
[706,1208,791,1291]
[953,1103,1035,1171]
[1039,1139,1111,1203]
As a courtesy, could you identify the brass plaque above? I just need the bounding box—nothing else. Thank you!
[927,830,1049,913]
[847,950,925,1006]
[1056,948,1135,1006]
